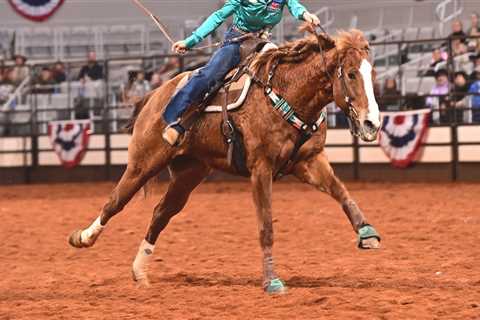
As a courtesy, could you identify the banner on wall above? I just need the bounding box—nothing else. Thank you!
[379,109,431,168]
[48,120,91,169]
[8,0,65,22]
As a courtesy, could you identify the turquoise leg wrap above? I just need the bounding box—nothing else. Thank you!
[357,224,381,249]
[264,278,287,294]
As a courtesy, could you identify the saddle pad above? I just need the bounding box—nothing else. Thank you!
[174,42,279,113]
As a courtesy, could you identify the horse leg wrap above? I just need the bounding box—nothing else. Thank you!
[132,239,155,285]
[357,224,381,249]
[80,217,104,246]
[263,255,276,281]
[262,254,286,294]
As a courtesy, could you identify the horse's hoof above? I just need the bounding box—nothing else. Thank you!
[264,278,287,295]
[360,237,381,249]
[132,269,150,288]
[357,224,381,250]
[68,230,86,248]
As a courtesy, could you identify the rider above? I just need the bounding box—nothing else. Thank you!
[162,0,321,146]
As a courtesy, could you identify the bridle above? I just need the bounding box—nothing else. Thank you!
[315,30,362,137]
[314,25,361,136]
[336,60,362,137]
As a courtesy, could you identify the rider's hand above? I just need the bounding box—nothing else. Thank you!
[303,11,321,26]
[172,41,188,54]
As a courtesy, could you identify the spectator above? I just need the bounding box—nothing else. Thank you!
[33,67,55,94]
[452,71,469,108]
[469,53,480,83]
[380,78,401,111]
[9,54,29,86]
[448,20,468,56]
[122,70,151,103]
[467,13,480,52]
[427,69,450,122]
[468,74,480,122]
[129,71,150,97]
[0,69,14,104]
[78,51,104,81]
[52,61,67,84]
[426,48,447,76]
[150,72,162,90]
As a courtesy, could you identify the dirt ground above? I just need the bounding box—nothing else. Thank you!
[0,181,479,320]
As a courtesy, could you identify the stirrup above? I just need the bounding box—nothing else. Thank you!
[162,126,181,146]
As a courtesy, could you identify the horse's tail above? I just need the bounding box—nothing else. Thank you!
[123,90,155,134]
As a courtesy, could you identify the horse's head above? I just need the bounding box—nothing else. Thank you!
[329,30,381,142]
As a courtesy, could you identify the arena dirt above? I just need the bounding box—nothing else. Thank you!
[0,181,479,319]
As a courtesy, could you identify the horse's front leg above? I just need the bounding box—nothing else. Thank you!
[294,151,381,249]
[251,162,286,294]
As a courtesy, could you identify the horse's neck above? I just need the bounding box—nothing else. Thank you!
[275,52,335,124]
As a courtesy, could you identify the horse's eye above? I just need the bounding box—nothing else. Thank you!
[348,72,356,80]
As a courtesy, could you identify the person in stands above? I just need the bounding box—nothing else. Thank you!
[9,54,29,86]
[78,51,104,81]
[467,12,480,52]
[448,19,468,56]
[427,69,450,123]
[380,78,401,111]
[52,61,67,84]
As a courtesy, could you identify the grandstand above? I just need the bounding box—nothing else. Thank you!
[1,0,480,183]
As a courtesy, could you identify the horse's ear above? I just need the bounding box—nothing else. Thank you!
[299,23,336,51]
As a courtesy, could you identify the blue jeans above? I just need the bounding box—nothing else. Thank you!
[163,28,243,132]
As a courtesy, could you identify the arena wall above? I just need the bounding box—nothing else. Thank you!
[1,125,479,184]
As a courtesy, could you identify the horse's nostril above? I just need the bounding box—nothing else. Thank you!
[363,120,377,133]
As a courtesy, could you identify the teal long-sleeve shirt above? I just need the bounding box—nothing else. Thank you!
[185,0,308,48]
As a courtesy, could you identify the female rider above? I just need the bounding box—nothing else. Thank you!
[163,0,320,146]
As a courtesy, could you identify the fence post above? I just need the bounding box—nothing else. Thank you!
[30,86,39,184]
[451,123,458,181]
[353,135,360,180]
[103,59,112,180]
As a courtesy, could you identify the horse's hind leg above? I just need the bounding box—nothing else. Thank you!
[68,140,175,248]
[294,152,381,249]
[132,156,210,287]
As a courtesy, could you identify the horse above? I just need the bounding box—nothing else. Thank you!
[68,28,382,294]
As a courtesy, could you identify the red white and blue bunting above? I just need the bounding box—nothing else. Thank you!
[48,120,91,169]
[378,109,431,168]
[8,0,65,22]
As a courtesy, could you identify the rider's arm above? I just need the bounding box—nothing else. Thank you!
[184,0,241,49]
[286,0,308,20]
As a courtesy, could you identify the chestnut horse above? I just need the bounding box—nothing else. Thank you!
[68,29,382,294]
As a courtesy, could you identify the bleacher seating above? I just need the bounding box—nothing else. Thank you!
[1,0,479,136]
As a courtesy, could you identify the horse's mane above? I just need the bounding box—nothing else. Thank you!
[253,28,370,73]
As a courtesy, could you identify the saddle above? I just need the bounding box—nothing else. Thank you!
[175,40,277,114]
[174,39,278,175]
